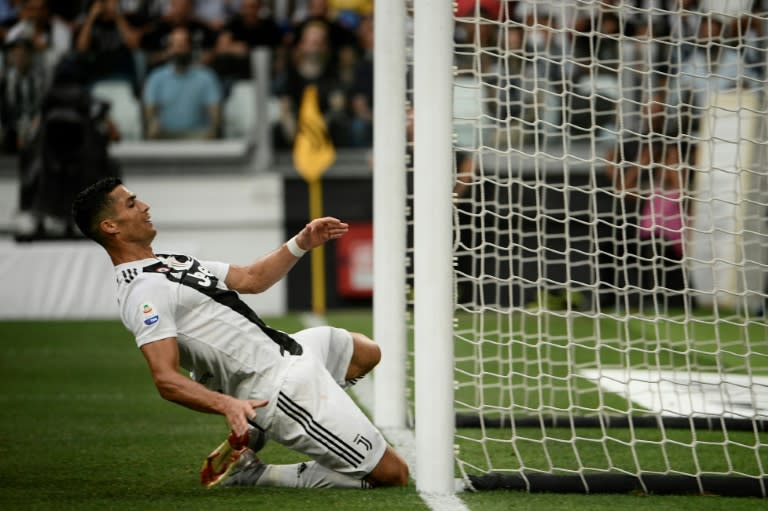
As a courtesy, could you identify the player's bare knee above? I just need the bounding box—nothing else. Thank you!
[364,338,381,369]
[350,332,381,375]
[392,459,409,486]
[368,447,409,487]
[377,460,409,487]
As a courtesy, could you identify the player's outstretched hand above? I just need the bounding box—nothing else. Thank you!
[224,397,268,438]
[296,217,349,251]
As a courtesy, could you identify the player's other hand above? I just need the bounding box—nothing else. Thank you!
[296,217,349,250]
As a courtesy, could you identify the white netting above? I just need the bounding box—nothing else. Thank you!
[410,0,768,495]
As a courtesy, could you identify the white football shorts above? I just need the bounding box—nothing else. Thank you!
[266,326,386,478]
[291,326,354,386]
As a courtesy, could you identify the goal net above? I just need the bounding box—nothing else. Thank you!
[391,0,768,497]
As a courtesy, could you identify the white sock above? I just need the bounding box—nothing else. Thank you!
[258,461,370,489]
[225,460,370,489]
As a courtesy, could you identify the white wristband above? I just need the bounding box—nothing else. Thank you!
[286,236,307,258]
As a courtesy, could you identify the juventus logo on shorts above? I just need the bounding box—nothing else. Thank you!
[353,434,372,451]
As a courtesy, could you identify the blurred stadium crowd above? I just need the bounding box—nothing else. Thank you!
[0,0,375,152]
[0,0,376,239]
[3,0,768,155]
[3,0,768,240]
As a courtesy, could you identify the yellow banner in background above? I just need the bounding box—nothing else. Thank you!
[292,84,336,316]
[293,84,336,183]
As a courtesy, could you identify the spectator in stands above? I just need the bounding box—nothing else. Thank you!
[4,0,72,77]
[281,0,360,105]
[275,19,352,147]
[0,34,45,154]
[618,14,671,137]
[0,0,20,41]
[47,0,88,25]
[291,0,357,61]
[143,26,223,140]
[599,133,650,310]
[636,138,690,310]
[602,118,692,312]
[74,0,143,91]
[120,0,166,21]
[213,0,284,84]
[554,8,624,144]
[140,0,218,69]
[516,2,567,146]
[193,0,234,30]
[668,0,700,61]
[454,0,501,73]
[348,14,372,147]
[672,12,760,136]
[588,10,623,136]
[739,2,768,84]
[15,54,121,240]
[331,40,360,128]
[488,23,536,148]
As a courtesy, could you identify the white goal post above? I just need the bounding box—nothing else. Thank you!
[373,0,768,497]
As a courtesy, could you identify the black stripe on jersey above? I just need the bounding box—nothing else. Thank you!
[144,256,303,356]
[277,391,364,468]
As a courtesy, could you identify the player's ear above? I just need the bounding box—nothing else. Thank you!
[100,218,119,236]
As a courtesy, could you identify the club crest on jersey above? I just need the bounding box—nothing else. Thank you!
[141,302,160,325]
[163,255,193,271]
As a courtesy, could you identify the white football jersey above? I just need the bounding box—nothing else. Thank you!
[115,253,303,422]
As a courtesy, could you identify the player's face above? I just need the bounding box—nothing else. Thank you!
[108,185,156,243]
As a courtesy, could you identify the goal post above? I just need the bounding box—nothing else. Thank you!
[412,0,456,495]
[373,0,768,498]
[372,0,408,431]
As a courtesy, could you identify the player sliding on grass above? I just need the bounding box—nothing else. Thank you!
[72,177,409,489]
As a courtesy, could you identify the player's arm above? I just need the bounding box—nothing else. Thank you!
[225,216,349,294]
[140,337,266,436]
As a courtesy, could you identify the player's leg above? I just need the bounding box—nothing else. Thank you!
[218,428,409,489]
[217,355,408,489]
[345,331,381,384]
[365,446,409,487]
[200,426,269,488]
[203,328,383,488]
[222,457,374,489]
[220,429,407,489]
[292,326,380,387]
[221,448,409,489]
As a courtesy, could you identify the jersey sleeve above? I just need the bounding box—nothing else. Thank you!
[199,260,230,286]
[121,276,178,349]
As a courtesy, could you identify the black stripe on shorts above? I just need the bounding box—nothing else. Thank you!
[277,391,364,468]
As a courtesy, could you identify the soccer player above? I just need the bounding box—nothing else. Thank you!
[71,177,409,489]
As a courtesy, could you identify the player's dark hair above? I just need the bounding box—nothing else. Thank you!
[72,177,123,244]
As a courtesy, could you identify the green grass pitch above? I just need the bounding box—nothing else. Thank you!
[452,310,768,479]
[1,311,766,510]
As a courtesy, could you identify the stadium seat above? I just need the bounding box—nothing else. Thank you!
[223,80,258,140]
[91,80,143,141]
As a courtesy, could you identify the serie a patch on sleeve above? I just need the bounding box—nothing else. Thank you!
[141,302,160,326]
